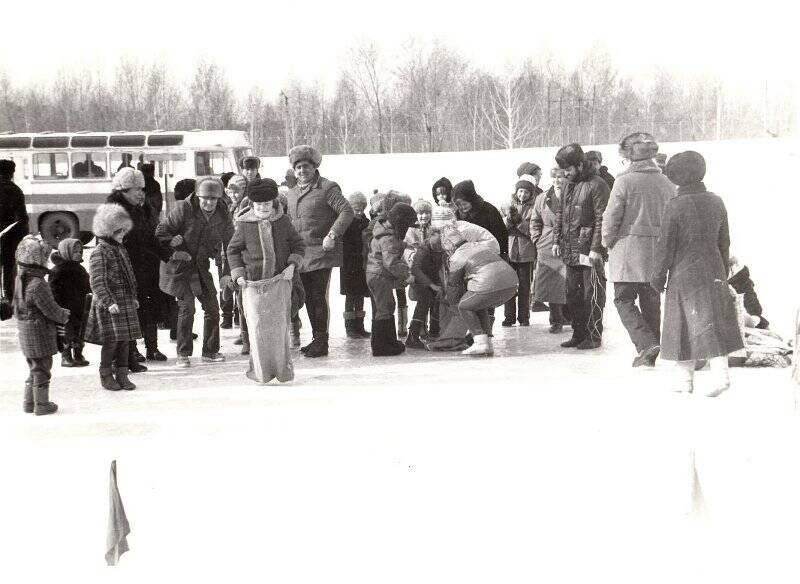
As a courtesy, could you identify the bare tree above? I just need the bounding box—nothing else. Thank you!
[330,74,362,154]
[189,60,236,130]
[482,67,542,149]
[345,40,389,153]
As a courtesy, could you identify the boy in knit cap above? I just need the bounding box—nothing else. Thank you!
[14,235,70,415]
[341,191,371,339]
[49,238,91,367]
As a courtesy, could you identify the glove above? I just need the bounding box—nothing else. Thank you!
[108,303,120,314]
[588,250,604,267]
[321,234,336,252]
[220,275,231,289]
[508,207,522,225]
[282,264,295,281]
[552,244,561,257]
[236,277,247,289]
[171,251,192,262]
[56,324,67,352]
[650,276,666,293]
[170,235,184,248]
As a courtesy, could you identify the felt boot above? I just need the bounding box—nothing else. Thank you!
[23,379,34,413]
[60,347,76,368]
[674,361,695,393]
[397,306,408,338]
[461,334,494,356]
[33,383,58,416]
[115,367,136,391]
[353,310,371,338]
[100,367,122,391]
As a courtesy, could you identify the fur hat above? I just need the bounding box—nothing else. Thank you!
[15,235,51,266]
[247,178,279,203]
[516,162,541,177]
[431,206,456,229]
[174,179,195,201]
[555,143,585,170]
[0,159,15,176]
[348,191,368,208]
[515,174,537,195]
[387,203,417,239]
[619,132,659,162]
[240,156,261,170]
[380,192,402,216]
[452,180,480,204]
[111,167,145,191]
[226,174,247,193]
[665,151,706,186]
[585,151,603,164]
[57,238,83,263]
[93,203,133,239]
[195,177,223,199]
[413,199,433,214]
[289,145,322,168]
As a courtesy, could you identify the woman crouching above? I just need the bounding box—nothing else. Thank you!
[84,204,142,391]
[227,178,305,383]
[440,225,518,356]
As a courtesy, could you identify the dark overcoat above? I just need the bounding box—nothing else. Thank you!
[49,259,91,318]
[84,238,142,344]
[15,266,70,358]
[652,183,744,361]
[340,212,370,297]
[530,188,566,304]
[0,177,29,247]
[553,169,611,267]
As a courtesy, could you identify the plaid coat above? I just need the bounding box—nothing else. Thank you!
[15,267,70,358]
[84,238,142,344]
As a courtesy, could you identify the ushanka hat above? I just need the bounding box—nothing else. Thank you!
[246,178,279,203]
[665,151,706,186]
[289,145,322,168]
[555,143,585,170]
[240,156,261,170]
[387,203,418,239]
[111,167,145,191]
[619,132,659,162]
[516,162,541,177]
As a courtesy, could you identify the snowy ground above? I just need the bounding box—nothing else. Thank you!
[2,138,799,581]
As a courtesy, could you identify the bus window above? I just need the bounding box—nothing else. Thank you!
[71,152,108,178]
[32,152,69,180]
[110,152,144,175]
[195,151,232,176]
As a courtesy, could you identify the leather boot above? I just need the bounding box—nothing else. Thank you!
[115,367,137,391]
[304,333,329,358]
[353,310,370,338]
[60,347,76,367]
[72,345,90,367]
[344,311,360,339]
[221,313,233,329]
[405,320,426,349]
[33,383,58,416]
[100,367,122,391]
[23,379,34,413]
[127,345,148,373]
[371,319,405,357]
[397,306,408,338]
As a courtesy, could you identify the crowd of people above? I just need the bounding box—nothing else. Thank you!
[1,132,795,416]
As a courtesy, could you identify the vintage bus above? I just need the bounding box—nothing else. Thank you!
[0,129,253,245]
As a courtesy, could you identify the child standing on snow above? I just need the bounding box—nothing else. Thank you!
[404,199,441,347]
[502,174,538,327]
[340,191,371,339]
[14,235,71,415]
[49,238,91,367]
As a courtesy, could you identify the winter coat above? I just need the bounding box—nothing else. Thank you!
[410,238,444,288]
[144,175,163,215]
[728,265,768,328]
[340,212,370,297]
[553,168,611,267]
[530,188,566,304]
[446,242,518,303]
[598,166,615,190]
[227,211,305,282]
[286,174,354,273]
[0,177,29,250]
[506,192,536,263]
[366,221,409,287]
[106,192,165,297]
[601,159,675,283]
[455,195,508,256]
[84,237,142,344]
[15,265,70,358]
[49,256,90,319]
[155,195,234,298]
[652,183,743,361]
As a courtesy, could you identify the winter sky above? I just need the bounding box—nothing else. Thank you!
[1,0,794,98]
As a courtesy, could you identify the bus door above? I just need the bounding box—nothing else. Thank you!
[145,152,187,215]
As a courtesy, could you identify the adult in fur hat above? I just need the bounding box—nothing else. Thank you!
[14,235,70,414]
[155,177,234,367]
[49,238,91,367]
[602,133,675,367]
[286,144,354,358]
[552,143,611,350]
[107,167,167,367]
[1,159,29,302]
[84,204,142,391]
[651,151,743,396]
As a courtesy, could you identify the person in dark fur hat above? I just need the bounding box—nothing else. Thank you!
[49,238,91,367]
[173,178,196,202]
[516,162,542,180]
[1,159,29,302]
[240,156,262,183]
[552,143,611,350]
[585,151,616,189]
[431,177,454,208]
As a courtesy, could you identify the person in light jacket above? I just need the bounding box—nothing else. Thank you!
[502,174,538,327]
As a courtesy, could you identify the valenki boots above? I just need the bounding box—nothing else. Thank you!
[100,367,122,391]
[397,306,408,338]
[23,379,34,413]
[344,311,361,339]
[33,383,58,416]
[115,367,137,391]
[462,334,494,356]
[353,310,370,338]
[72,344,90,367]
[371,319,405,357]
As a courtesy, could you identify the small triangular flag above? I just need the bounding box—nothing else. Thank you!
[105,460,131,566]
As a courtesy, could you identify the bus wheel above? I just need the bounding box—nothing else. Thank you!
[40,213,79,247]
[79,231,95,245]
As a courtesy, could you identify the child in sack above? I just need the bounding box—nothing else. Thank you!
[14,235,71,415]
[49,238,91,367]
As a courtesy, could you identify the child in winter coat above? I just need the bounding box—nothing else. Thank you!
[366,202,417,356]
[84,204,142,392]
[502,174,538,327]
[341,191,371,339]
[49,238,91,367]
[14,235,71,415]
[403,199,440,347]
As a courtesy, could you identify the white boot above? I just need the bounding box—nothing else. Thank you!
[705,356,730,397]
[462,334,493,356]
[673,361,695,393]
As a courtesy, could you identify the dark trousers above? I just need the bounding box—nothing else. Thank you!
[64,315,84,350]
[237,291,248,340]
[504,261,533,324]
[565,265,606,342]
[345,295,365,313]
[135,293,160,351]
[549,303,565,325]
[613,282,662,352]
[218,264,233,318]
[300,268,332,336]
[395,288,407,310]
[100,341,129,369]
[367,274,396,321]
[26,356,53,386]
[177,288,220,357]
[2,249,17,300]
[410,285,439,334]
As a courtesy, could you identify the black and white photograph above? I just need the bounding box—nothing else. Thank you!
[1,0,798,580]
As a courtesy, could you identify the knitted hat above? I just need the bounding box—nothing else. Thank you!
[174,179,196,201]
[57,238,83,263]
[516,162,541,177]
[226,174,247,193]
[15,235,51,266]
[555,143,585,170]
[220,171,235,188]
[431,205,456,229]
[619,132,659,162]
[665,151,706,186]
[387,203,417,239]
[111,167,145,191]
[348,191,368,208]
[451,180,479,204]
[0,159,16,176]
[413,199,433,214]
[515,174,536,194]
[92,204,132,239]
[240,156,261,170]
[247,178,279,203]
[195,177,224,199]
[289,145,322,168]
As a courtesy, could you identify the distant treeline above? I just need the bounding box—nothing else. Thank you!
[0,39,794,155]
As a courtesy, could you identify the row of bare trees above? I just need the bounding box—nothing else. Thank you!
[0,40,794,156]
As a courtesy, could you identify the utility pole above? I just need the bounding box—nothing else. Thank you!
[280,91,290,155]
